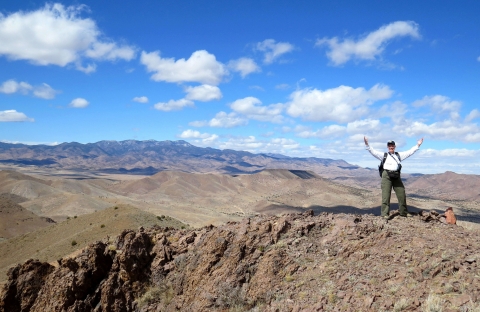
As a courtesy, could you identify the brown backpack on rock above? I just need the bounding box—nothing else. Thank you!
[445,207,456,225]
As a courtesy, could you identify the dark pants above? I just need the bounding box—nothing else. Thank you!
[381,170,408,216]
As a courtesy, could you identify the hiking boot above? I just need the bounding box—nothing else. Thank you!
[401,213,413,218]
[382,215,390,220]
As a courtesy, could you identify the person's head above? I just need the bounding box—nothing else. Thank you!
[387,140,396,152]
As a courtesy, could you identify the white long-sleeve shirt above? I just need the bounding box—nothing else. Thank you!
[366,144,419,171]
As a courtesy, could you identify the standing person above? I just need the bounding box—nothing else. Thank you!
[364,136,424,219]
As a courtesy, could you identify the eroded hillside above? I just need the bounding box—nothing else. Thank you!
[2,211,480,311]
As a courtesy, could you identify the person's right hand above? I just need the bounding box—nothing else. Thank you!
[364,136,369,146]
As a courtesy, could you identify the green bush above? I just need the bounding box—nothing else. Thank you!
[71,240,77,246]
[100,224,105,228]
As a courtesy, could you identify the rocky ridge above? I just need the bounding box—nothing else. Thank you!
[1,211,480,311]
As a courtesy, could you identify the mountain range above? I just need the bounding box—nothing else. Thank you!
[0,140,358,175]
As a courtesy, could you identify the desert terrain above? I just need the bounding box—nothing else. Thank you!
[3,210,480,311]
[1,140,480,311]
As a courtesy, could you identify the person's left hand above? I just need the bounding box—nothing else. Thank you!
[417,138,424,146]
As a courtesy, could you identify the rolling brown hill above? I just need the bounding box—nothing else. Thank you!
[2,167,480,231]
[405,171,480,201]
[0,194,55,240]
[0,204,187,284]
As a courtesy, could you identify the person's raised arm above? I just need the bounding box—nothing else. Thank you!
[364,136,369,146]
[417,138,424,147]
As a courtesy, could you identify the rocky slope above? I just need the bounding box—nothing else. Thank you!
[1,210,479,311]
[0,205,188,284]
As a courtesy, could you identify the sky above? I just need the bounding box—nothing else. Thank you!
[1,1,480,174]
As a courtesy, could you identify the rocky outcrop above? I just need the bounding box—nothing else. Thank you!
[1,210,479,311]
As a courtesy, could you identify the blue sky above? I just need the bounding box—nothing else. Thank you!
[1,0,480,174]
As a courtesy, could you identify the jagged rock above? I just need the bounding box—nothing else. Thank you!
[0,260,54,312]
[29,241,112,312]
[1,211,480,311]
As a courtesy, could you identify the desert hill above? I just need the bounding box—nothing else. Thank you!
[0,194,55,240]
[404,171,480,201]
[2,211,480,311]
[0,204,187,285]
[1,167,479,230]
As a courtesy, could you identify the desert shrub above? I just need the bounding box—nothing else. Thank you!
[394,298,409,311]
[74,216,77,218]
[136,283,174,308]
[71,240,77,246]
[216,283,250,311]
[156,216,161,220]
[100,224,105,228]
[423,293,444,312]
[284,274,294,282]
[460,300,480,312]
[114,206,118,210]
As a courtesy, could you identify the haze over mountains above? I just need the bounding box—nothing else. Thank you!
[0,140,361,176]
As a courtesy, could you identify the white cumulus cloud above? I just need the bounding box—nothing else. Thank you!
[190,111,248,128]
[184,85,222,102]
[133,96,149,103]
[0,3,135,72]
[286,84,393,123]
[178,129,219,143]
[0,79,58,99]
[466,109,480,122]
[141,50,228,85]
[256,39,295,64]
[0,110,34,122]
[420,148,477,158]
[316,21,420,65]
[0,80,32,94]
[296,125,347,139]
[346,119,382,134]
[413,95,462,119]
[69,98,89,108]
[153,99,194,111]
[217,136,300,153]
[32,83,57,99]
[400,120,480,142]
[230,97,285,123]
[228,57,261,77]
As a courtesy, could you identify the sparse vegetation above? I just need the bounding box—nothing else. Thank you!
[71,240,77,246]
[136,283,175,308]
[284,273,294,282]
[423,294,444,312]
[100,224,105,228]
[393,298,409,311]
